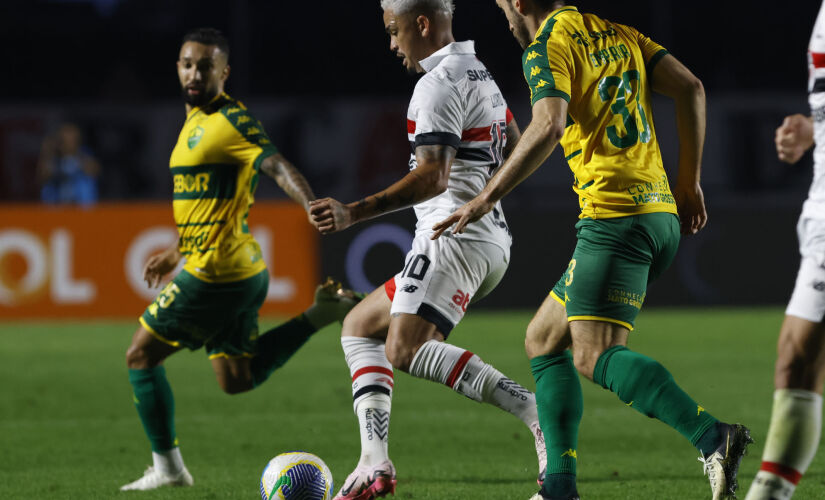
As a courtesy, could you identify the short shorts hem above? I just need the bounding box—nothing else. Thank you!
[139,316,182,347]
[207,351,255,360]
[549,291,565,306]
[568,315,634,331]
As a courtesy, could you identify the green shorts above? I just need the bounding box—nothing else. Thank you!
[550,212,680,330]
[139,269,269,358]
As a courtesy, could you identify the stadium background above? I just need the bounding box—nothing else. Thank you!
[2,1,824,499]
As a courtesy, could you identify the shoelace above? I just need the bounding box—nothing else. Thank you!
[697,452,720,483]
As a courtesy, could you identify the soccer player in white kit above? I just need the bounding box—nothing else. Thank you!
[309,1,547,498]
[746,3,825,499]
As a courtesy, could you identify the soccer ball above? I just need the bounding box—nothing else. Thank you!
[259,451,334,500]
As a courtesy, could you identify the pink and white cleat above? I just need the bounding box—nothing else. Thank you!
[333,460,397,500]
[531,422,548,486]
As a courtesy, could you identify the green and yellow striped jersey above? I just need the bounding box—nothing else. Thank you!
[522,6,677,219]
[169,93,277,283]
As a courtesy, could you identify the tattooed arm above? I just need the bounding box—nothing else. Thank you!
[309,144,456,234]
[260,153,316,210]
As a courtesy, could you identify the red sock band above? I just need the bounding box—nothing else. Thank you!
[760,461,803,485]
[445,350,474,389]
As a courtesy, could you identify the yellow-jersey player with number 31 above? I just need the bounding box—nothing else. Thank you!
[432,2,752,499]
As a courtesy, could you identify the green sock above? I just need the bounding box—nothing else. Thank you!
[250,315,318,386]
[593,345,719,450]
[530,350,582,494]
[128,366,177,452]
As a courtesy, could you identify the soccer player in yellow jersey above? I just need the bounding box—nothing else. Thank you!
[119,28,360,491]
[433,2,751,499]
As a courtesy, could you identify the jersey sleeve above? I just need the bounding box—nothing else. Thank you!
[409,75,464,150]
[629,25,669,74]
[522,29,573,106]
[219,105,279,165]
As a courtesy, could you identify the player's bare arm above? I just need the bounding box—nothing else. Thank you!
[776,114,814,164]
[310,144,456,234]
[650,53,708,235]
[431,96,566,238]
[503,118,522,159]
[260,153,316,210]
[143,243,182,289]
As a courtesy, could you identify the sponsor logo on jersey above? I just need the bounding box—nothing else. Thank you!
[173,172,211,194]
[535,79,549,88]
[530,66,542,77]
[187,126,205,149]
[467,69,495,82]
[400,284,418,293]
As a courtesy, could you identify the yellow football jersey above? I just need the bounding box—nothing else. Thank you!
[169,93,277,282]
[522,6,677,219]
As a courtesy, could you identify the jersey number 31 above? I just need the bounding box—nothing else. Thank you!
[598,69,652,149]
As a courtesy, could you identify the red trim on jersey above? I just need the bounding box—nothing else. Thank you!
[461,126,491,142]
[407,119,416,134]
[812,52,825,69]
[352,366,394,383]
[760,461,803,485]
[446,350,475,388]
[384,278,396,301]
[506,108,514,124]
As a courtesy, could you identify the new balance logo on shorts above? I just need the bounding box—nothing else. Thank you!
[814,281,825,292]
[401,284,419,293]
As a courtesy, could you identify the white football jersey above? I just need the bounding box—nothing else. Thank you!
[407,40,513,254]
[805,0,825,218]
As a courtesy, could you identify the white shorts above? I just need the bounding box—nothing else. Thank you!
[787,217,825,322]
[798,216,825,265]
[384,235,509,337]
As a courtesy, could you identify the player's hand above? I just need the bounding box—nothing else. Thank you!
[431,196,494,240]
[142,247,181,288]
[776,114,814,164]
[672,182,707,235]
[309,198,354,234]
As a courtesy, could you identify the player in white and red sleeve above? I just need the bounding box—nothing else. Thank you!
[746,3,825,499]
[309,1,547,498]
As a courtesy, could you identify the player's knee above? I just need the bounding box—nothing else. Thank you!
[341,310,367,338]
[572,348,599,380]
[775,346,820,390]
[384,337,414,373]
[217,373,253,395]
[125,344,155,370]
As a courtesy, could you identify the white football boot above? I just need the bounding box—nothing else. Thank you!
[120,465,193,491]
[333,460,397,500]
[698,423,753,500]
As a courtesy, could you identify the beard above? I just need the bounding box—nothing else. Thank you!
[181,85,218,108]
[513,22,533,49]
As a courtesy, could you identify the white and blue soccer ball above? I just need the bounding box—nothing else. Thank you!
[259,451,334,500]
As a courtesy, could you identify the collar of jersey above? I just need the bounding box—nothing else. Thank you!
[534,5,579,42]
[419,40,475,73]
[186,92,229,121]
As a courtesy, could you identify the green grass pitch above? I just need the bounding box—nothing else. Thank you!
[2,308,824,499]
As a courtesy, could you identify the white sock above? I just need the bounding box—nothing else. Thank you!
[152,447,185,475]
[356,394,391,466]
[746,389,823,500]
[341,336,394,466]
[409,339,538,426]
